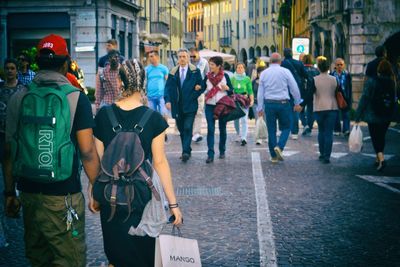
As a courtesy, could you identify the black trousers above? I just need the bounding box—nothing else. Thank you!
[367,122,390,154]
[175,112,196,155]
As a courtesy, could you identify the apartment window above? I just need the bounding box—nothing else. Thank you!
[128,21,133,58]
[119,18,126,56]
[255,0,259,17]
[236,21,240,40]
[248,0,254,19]
[249,25,253,38]
[255,24,259,37]
[111,14,117,39]
[271,0,275,13]
[243,20,246,38]
[262,0,268,15]
[263,22,269,35]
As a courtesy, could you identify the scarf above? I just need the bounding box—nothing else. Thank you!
[205,69,225,101]
[233,72,247,81]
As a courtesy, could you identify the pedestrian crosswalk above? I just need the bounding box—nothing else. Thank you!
[356,175,400,194]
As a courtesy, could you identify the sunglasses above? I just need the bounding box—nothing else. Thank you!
[190,56,196,58]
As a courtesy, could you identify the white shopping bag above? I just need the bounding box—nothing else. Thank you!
[349,124,363,153]
[155,229,201,267]
[255,118,268,140]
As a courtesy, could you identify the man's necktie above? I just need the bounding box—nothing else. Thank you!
[180,68,185,87]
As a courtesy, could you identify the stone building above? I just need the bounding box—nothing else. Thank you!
[0,0,141,88]
[308,0,400,102]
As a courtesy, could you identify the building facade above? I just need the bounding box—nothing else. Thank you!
[309,0,400,102]
[0,0,141,88]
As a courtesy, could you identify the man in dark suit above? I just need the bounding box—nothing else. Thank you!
[165,48,204,162]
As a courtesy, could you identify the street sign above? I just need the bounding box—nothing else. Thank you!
[292,38,310,60]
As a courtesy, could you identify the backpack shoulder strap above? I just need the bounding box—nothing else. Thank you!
[60,84,80,134]
[134,108,154,134]
[105,105,122,133]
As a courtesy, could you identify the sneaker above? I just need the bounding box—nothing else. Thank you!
[291,134,298,140]
[241,139,247,146]
[343,131,350,137]
[192,133,202,142]
[219,154,225,159]
[274,146,284,161]
[270,157,279,163]
[334,132,341,136]
[302,126,312,136]
[256,139,262,145]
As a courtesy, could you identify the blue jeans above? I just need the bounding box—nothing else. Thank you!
[148,96,168,116]
[176,112,196,155]
[291,110,299,134]
[264,101,292,158]
[334,110,350,133]
[315,110,338,160]
[205,105,227,158]
[300,103,314,129]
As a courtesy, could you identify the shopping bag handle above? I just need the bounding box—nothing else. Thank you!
[171,225,183,237]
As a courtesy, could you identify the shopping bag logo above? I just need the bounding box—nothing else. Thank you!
[155,234,202,267]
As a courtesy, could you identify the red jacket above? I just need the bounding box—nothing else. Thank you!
[213,94,250,119]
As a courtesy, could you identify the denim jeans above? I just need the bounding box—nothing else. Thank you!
[234,107,249,140]
[291,110,299,134]
[300,103,314,129]
[264,101,292,157]
[176,112,196,155]
[334,110,350,133]
[148,96,168,116]
[205,105,227,158]
[315,110,338,160]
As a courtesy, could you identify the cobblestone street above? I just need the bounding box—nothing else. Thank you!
[1,120,400,266]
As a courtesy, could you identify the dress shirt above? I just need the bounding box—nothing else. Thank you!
[257,64,302,112]
[179,65,188,82]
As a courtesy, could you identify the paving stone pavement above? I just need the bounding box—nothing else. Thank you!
[1,120,400,267]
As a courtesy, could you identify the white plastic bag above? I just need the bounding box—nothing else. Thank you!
[349,124,363,153]
[255,118,268,140]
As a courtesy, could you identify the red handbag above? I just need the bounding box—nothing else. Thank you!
[335,83,348,110]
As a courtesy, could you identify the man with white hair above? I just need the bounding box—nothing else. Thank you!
[257,52,303,163]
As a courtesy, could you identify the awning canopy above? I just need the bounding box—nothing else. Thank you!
[198,49,236,64]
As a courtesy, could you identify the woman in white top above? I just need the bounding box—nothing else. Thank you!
[203,56,234,163]
[313,56,339,164]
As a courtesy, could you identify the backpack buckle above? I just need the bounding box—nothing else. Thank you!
[112,124,122,133]
[133,124,144,133]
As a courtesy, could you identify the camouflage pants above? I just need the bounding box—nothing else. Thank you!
[20,192,86,267]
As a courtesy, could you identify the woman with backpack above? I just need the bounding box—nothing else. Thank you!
[90,59,182,267]
[355,59,396,171]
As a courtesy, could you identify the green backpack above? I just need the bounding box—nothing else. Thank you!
[12,82,80,183]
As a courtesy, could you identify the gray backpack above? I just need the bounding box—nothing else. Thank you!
[93,106,160,222]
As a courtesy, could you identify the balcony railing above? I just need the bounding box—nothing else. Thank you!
[150,21,169,36]
[219,37,232,47]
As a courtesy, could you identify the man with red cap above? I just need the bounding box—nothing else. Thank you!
[3,34,100,267]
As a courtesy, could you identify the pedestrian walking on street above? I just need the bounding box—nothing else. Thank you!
[97,39,125,69]
[252,65,267,145]
[355,59,396,171]
[301,54,320,136]
[164,48,204,162]
[95,50,122,112]
[91,59,182,267]
[203,56,234,163]
[231,62,254,146]
[17,52,35,86]
[0,58,25,248]
[365,45,387,80]
[190,47,210,143]
[313,56,339,164]
[257,52,302,163]
[281,48,308,140]
[331,58,352,136]
[3,34,100,267]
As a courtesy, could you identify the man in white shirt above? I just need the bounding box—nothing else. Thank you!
[257,53,303,163]
[190,47,209,142]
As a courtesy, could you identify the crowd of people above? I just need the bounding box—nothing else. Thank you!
[0,33,399,267]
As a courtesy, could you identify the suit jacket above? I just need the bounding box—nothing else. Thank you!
[164,63,205,119]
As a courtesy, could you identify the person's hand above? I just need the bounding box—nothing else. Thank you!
[258,111,264,117]
[195,85,202,91]
[294,104,303,112]
[170,207,183,226]
[250,100,254,107]
[165,102,171,110]
[87,185,100,213]
[220,84,229,91]
[5,196,21,218]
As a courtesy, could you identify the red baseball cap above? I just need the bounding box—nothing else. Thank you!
[37,34,69,57]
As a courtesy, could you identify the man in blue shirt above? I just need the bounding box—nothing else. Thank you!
[145,50,169,117]
[257,53,303,163]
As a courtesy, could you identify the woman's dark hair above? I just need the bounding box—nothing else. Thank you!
[377,59,394,78]
[223,62,231,71]
[316,57,329,72]
[302,54,313,65]
[209,56,223,67]
[119,59,146,97]
[4,58,18,69]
